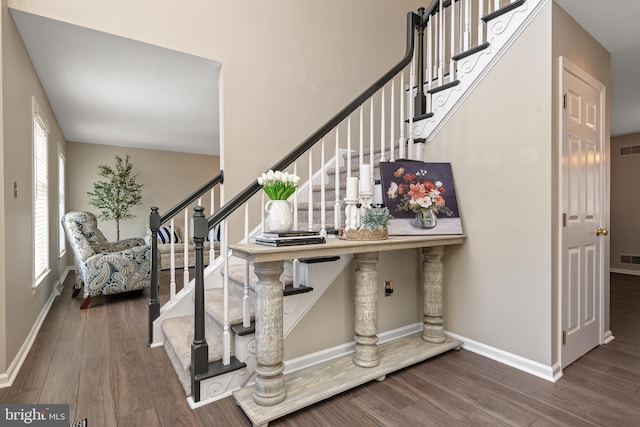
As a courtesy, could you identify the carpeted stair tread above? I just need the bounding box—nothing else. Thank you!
[204,288,255,325]
[161,314,229,372]
[225,263,294,290]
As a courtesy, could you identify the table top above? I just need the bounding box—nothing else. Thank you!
[228,234,465,263]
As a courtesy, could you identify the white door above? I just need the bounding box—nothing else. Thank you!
[561,59,606,368]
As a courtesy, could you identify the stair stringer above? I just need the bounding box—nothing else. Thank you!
[282,255,353,337]
[412,0,547,142]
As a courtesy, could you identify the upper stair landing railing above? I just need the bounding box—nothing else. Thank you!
[146,171,223,346]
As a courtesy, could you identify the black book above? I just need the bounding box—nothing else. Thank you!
[262,230,320,238]
[254,236,326,247]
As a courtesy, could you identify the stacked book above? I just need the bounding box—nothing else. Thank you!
[254,230,326,247]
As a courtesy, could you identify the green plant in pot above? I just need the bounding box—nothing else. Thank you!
[361,206,391,230]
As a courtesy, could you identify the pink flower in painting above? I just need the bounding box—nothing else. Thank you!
[408,183,426,201]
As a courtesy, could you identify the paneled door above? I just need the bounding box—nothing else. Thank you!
[561,58,606,368]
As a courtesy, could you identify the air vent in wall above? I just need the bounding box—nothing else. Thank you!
[619,145,640,156]
[620,254,640,265]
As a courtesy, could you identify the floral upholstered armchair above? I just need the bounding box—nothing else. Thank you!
[61,211,151,309]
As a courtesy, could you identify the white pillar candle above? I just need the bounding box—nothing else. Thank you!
[373,180,383,206]
[346,176,359,199]
[360,164,372,193]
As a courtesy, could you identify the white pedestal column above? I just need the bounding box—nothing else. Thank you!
[421,246,445,343]
[252,260,287,406]
[353,251,380,367]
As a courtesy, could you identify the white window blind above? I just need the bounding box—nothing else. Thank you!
[33,98,49,285]
[58,148,65,256]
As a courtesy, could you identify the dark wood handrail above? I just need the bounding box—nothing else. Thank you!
[160,171,224,224]
[206,9,424,231]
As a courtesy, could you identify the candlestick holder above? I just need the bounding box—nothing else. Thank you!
[344,197,359,231]
[359,190,372,219]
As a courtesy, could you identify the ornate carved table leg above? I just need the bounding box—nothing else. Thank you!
[422,246,445,343]
[353,251,380,367]
[252,260,287,406]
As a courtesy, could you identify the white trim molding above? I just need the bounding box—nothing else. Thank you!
[610,268,640,276]
[445,331,562,382]
[0,288,58,388]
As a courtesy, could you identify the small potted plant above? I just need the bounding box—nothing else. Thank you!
[339,205,390,240]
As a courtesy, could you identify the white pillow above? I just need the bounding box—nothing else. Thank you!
[157,226,181,244]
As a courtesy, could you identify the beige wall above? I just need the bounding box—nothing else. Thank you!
[66,142,219,243]
[552,2,611,363]
[4,0,612,376]
[610,133,640,273]
[420,4,554,365]
[1,0,67,373]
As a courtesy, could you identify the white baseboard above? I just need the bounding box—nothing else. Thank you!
[603,329,615,344]
[0,289,58,388]
[445,331,559,383]
[610,268,640,276]
[283,323,423,375]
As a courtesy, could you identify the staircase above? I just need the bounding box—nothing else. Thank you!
[145,0,546,412]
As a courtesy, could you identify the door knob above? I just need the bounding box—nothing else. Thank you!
[596,227,609,236]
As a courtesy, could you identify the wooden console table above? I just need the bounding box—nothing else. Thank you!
[229,234,464,426]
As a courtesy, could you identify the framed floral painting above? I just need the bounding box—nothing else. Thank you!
[379,161,463,235]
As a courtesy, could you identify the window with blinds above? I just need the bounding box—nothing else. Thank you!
[58,148,65,257]
[33,98,49,286]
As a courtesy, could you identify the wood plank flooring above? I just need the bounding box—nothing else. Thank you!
[1,272,640,426]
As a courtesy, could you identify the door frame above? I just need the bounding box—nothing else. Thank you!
[557,56,611,370]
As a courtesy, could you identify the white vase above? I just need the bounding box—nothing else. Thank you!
[265,200,293,233]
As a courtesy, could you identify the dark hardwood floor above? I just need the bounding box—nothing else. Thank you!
[1,272,640,426]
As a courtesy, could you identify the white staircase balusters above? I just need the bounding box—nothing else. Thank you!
[369,99,375,165]
[450,0,457,81]
[222,218,231,366]
[307,150,313,231]
[380,87,386,162]
[293,162,299,231]
[334,130,340,230]
[243,204,251,328]
[320,138,327,236]
[478,0,485,44]
[183,208,190,285]
[170,218,177,299]
[346,117,352,179]
[209,190,216,263]
[359,106,364,170]
[399,72,406,159]
[390,78,395,162]
[438,0,445,84]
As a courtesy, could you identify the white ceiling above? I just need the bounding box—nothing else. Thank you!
[555,0,640,137]
[10,9,221,156]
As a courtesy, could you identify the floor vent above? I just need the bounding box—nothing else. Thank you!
[620,254,640,265]
[619,145,640,156]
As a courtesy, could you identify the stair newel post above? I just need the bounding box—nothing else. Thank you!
[147,206,161,346]
[414,7,427,118]
[191,206,208,402]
